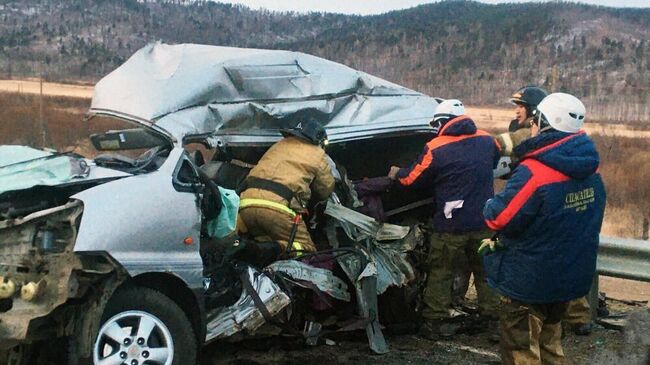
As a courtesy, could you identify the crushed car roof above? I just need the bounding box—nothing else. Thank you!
[90,42,439,143]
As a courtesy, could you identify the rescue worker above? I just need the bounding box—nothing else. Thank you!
[498,86,595,337]
[238,119,335,254]
[456,87,548,307]
[481,93,606,365]
[495,86,548,158]
[388,99,501,339]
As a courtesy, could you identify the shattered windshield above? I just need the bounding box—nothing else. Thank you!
[85,115,170,173]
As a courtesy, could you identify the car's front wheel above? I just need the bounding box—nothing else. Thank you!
[91,286,197,365]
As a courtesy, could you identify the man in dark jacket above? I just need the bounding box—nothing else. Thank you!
[482,93,606,365]
[388,99,501,338]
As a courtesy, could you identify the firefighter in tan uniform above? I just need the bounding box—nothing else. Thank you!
[238,119,335,253]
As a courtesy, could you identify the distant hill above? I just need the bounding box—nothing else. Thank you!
[1,0,649,121]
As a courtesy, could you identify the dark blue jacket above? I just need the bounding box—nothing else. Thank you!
[396,115,499,233]
[483,131,606,304]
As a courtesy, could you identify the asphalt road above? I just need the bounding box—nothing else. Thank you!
[199,304,650,365]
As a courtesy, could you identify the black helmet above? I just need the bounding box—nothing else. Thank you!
[280,118,328,146]
[510,86,548,119]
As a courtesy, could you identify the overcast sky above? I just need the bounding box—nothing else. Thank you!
[217,0,650,15]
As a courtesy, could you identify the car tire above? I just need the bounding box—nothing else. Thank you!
[86,285,197,365]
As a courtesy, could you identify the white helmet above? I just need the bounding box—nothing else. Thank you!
[536,93,586,133]
[433,99,465,123]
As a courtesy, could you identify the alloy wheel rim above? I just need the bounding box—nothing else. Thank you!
[93,310,174,365]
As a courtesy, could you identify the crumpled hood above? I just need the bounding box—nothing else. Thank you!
[0,145,131,196]
[90,42,438,142]
[516,131,600,180]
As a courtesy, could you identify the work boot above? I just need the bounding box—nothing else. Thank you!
[572,322,593,336]
[418,319,462,340]
[469,314,500,343]
[480,315,501,344]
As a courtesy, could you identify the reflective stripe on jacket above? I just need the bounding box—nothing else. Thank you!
[483,131,606,304]
[239,198,296,217]
[396,115,500,233]
[495,126,531,157]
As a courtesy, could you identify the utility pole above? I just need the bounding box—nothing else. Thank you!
[38,74,51,149]
[39,76,45,148]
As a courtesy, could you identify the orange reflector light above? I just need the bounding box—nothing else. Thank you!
[183,237,194,245]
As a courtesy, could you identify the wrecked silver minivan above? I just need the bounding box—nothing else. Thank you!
[0,43,441,365]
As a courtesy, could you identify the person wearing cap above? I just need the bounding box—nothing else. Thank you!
[481,93,606,364]
[388,99,501,339]
[495,86,548,158]
[238,119,335,254]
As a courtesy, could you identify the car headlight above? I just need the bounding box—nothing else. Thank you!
[0,277,17,299]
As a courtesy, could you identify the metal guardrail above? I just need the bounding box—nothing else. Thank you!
[598,235,650,282]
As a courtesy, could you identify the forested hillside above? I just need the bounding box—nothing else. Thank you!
[1,0,649,121]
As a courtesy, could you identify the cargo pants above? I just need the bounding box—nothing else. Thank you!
[422,230,501,320]
[239,206,316,253]
[564,296,591,325]
[500,297,569,365]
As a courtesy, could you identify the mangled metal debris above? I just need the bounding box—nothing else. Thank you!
[206,266,290,341]
[267,260,351,302]
[201,196,423,354]
[325,198,423,294]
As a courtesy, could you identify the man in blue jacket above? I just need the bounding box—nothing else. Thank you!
[388,99,501,339]
[482,93,606,365]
